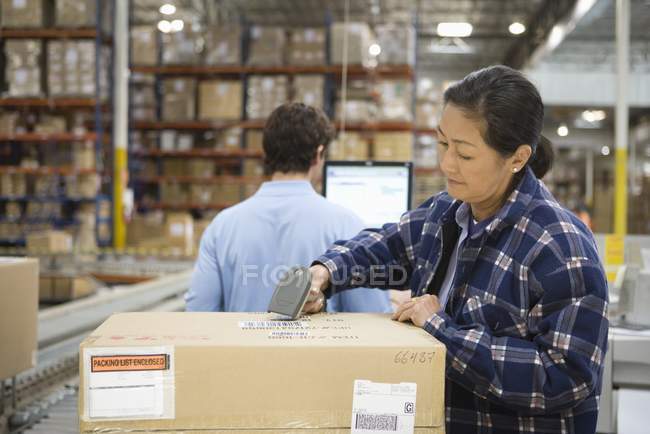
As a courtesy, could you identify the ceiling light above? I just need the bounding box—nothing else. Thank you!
[509,22,526,35]
[437,22,473,38]
[557,124,569,137]
[601,145,610,156]
[159,4,176,15]
[368,43,381,56]
[157,19,172,33]
[582,110,607,123]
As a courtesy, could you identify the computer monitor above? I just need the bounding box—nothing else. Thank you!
[323,161,413,228]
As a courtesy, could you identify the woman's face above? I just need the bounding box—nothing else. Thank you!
[437,103,522,209]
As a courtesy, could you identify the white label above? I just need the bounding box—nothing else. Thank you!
[252,26,261,39]
[83,346,175,421]
[262,78,274,91]
[217,83,228,96]
[14,69,27,85]
[351,380,417,434]
[169,222,185,237]
[304,29,316,42]
[13,0,26,9]
[238,320,308,330]
[174,80,184,93]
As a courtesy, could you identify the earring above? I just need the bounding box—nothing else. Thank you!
[513,168,519,173]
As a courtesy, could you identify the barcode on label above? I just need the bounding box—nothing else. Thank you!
[355,413,398,431]
[238,321,307,330]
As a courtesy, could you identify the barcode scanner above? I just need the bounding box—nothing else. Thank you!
[268,266,312,320]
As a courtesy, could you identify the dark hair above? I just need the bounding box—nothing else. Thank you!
[262,102,335,174]
[443,65,554,179]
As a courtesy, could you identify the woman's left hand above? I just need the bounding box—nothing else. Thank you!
[391,294,441,328]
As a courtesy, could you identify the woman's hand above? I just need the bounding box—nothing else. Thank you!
[391,294,441,327]
[301,264,331,314]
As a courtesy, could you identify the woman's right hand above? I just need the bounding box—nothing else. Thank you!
[302,264,331,314]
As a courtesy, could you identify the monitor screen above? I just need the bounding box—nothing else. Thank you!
[323,161,413,228]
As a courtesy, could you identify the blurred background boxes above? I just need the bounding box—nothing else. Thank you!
[289,28,326,65]
[162,78,196,121]
[376,24,416,65]
[47,40,96,97]
[4,39,42,97]
[330,22,373,65]
[198,80,243,121]
[130,25,158,66]
[0,0,42,28]
[162,29,202,65]
[377,80,413,122]
[373,132,413,161]
[204,25,241,65]
[26,230,73,254]
[293,75,325,110]
[246,75,288,119]
[328,132,369,161]
[247,26,286,65]
[55,0,96,28]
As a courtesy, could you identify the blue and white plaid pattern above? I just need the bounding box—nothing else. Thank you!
[317,167,609,434]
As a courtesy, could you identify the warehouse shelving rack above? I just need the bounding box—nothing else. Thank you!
[0,1,114,248]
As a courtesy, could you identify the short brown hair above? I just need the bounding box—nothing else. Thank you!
[262,102,335,174]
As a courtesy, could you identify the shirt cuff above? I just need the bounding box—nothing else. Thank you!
[311,256,348,298]
[423,311,453,339]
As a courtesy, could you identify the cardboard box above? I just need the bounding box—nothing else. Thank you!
[0,0,42,28]
[56,0,96,27]
[416,102,438,129]
[165,213,194,256]
[331,22,374,65]
[162,30,202,65]
[198,80,242,120]
[204,25,241,65]
[376,25,416,66]
[65,173,99,199]
[160,182,189,205]
[78,312,445,433]
[39,275,53,300]
[48,40,96,97]
[0,258,38,380]
[131,26,159,67]
[4,39,42,97]
[26,230,73,254]
[162,78,196,121]
[247,26,286,66]
[293,75,324,109]
[126,212,165,247]
[289,28,326,65]
[73,142,96,170]
[0,112,19,134]
[377,80,413,122]
[374,132,414,161]
[35,115,67,134]
[186,159,213,178]
[51,275,97,301]
[246,75,288,120]
[329,132,369,161]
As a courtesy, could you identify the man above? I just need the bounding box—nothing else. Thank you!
[186,102,391,313]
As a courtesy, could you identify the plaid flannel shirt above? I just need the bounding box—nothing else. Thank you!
[317,167,609,434]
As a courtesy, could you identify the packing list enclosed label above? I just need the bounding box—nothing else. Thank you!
[351,380,417,434]
[82,346,175,420]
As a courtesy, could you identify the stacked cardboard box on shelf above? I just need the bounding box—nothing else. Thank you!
[414,172,446,207]
[65,173,99,199]
[26,230,73,254]
[246,75,289,119]
[160,181,189,205]
[289,28,326,65]
[374,132,413,161]
[0,172,27,197]
[198,80,243,120]
[48,41,96,97]
[330,22,374,65]
[4,40,42,97]
[0,112,19,134]
[34,115,66,134]
[248,26,286,65]
[377,80,413,122]
[73,142,96,170]
[416,102,438,129]
[131,74,157,121]
[130,25,159,66]
[55,0,96,27]
[165,213,194,256]
[336,79,376,123]
[39,274,98,302]
[328,132,369,161]
[204,25,241,65]
[78,312,446,433]
[0,258,38,381]
[376,25,416,65]
[212,127,242,149]
[162,30,202,65]
[162,78,196,121]
[0,0,42,27]
[293,75,325,109]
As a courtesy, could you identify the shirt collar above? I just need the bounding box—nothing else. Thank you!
[255,180,317,197]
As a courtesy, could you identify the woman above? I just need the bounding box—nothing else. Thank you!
[305,65,608,434]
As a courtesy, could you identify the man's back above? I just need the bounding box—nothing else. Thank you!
[186,180,391,312]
